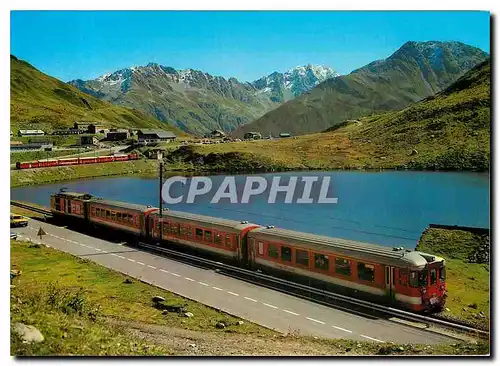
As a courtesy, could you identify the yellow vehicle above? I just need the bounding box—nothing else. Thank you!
[10,213,28,228]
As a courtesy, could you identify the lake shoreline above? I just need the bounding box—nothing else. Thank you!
[11,158,489,189]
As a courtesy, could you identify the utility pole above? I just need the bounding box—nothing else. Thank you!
[158,151,164,238]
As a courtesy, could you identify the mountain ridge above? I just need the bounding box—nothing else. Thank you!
[69,63,338,135]
[235,40,489,137]
[10,55,183,135]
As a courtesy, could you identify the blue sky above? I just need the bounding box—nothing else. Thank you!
[11,11,490,82]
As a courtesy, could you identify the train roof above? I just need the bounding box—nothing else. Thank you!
[248,226,443,269]
[89,198,159,213]
[52,191,93,200]
[155,209,259,231]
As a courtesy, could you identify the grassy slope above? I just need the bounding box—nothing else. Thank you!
[193,60,490,171]
[11,239,489,356]
[10,55,184,135]
[237,42,488,137]
[417,228,489,329]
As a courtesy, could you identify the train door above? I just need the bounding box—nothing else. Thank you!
[248,238,256,267]
[385,266,396,302]
[236,234,242,261]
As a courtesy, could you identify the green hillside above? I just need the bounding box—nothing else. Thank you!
[192,59,490,172]
[236,41,489,137]
[10,55,183,135]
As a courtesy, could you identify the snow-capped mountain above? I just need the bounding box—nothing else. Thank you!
[68,62,338,134]
[252,65,339,102]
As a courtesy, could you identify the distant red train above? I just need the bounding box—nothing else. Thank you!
[15,153,139,170]
[50,191,448,313]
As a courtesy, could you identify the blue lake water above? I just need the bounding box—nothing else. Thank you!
[11,171,489,249]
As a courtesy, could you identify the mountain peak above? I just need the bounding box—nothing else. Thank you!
[252,64,339,102]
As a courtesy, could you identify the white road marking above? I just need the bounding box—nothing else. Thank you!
[160,269,170,274]
[127,258,136,263]
[212,286,223,291]
[136,261,145,266]
[171,273,181,277]
[117,255,126,260]
[306,317,325,325]
[263,303,278,309]
[283,309,300,316]
[227,291,239,297]
[244,296,258,302]
[360,335,385,343]
[332,325,353,333]
[94,248,102,252]
[184,277,195,282]
[198,282,209,286]
[147,265,157,269]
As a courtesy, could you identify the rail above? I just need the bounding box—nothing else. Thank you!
[11,201,489,338]
[11,201,52,216]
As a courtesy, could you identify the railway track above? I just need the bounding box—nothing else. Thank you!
[11,201,489,339]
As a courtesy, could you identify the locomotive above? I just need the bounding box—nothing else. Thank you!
[50,191,447,312]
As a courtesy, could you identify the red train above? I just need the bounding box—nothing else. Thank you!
[15,153,139,170]
[50,191,447,312]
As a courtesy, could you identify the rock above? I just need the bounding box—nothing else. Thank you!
[410,148,419,156]
[183,312,194,318]
[445,308,450,312]
[14,323,44,343]
[215,322,226,329]
[10,270,21,279]
[235,320,244,325]
[152,296,166,303]
[189,343,197,348]
[468,303,478,309]
[462,307,468,312]
[162,310,169,315]
[398,346,405,352]
[123,279,133,284]
[345,347,352,352]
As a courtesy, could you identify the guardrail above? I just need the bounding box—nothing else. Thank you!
[11,200,489,338]
[136,241,489,338]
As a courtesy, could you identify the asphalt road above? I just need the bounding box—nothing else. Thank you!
[11,219,456,345]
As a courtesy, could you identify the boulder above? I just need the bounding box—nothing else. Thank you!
[123,279,133,284]
[235,320,244,326]
[152,296,166,303]
[13,323,44,343]
[215,322,226,329]
[183,312,194,318]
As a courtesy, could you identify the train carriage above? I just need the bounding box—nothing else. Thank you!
[148,210,260,261]
[50,192,93,221]
[88,199,157,236]
[247,226,446,312]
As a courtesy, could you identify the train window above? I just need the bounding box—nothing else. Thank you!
[163,223,170,235]
[186,227,193,239]
[111,212,117,221]
[214,233,222,245]
[258,241,264,255]
[296,249,309,266]
[409,271,419,287]
[439,267,446,281]
[268,244,279,258]
[357,262,375,282]
[419,270,428,287]
[117,212,122,221]
[399,269,408,286]
[430,269,437,285]
[225,235,232,248]
[314,254,329,271]
[335,258,351,276]
[106,210,110,219]
[204,230,212,242]
[179,226,186,236]
[281,246,292,262]
[195,228,203,240]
